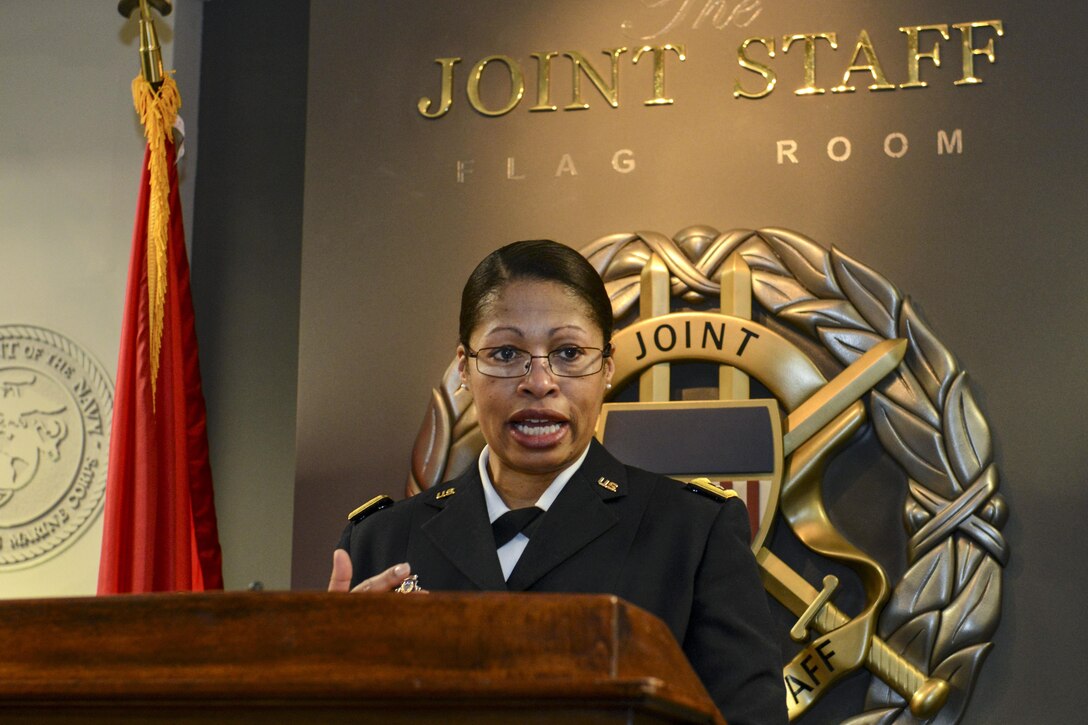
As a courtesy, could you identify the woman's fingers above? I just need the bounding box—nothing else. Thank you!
[351,562,412,593]
[328,549,353,592]
[328,553,416,594]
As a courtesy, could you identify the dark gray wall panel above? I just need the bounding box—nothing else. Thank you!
[192,0,309,591]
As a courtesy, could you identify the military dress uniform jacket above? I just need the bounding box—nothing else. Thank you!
[338,439,787,725]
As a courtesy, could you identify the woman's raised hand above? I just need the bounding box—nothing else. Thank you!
[328,549,416,593]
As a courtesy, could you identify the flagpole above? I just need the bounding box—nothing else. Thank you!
[118,0,171,89]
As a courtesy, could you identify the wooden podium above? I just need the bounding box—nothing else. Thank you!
[0,592,725,724]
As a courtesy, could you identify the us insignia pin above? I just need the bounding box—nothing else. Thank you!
[436,487,456,500]
[597,477,618,492]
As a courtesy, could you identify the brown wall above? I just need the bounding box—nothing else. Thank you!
[291,2,1087,722]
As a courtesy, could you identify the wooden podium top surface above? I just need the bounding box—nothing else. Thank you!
[0,591,723,724]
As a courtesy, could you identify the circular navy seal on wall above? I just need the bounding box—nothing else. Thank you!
[0,325,113,570]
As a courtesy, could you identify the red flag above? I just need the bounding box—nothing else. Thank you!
[97,83,223,593]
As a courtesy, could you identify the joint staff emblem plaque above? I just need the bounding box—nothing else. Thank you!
[410,227,1008,722]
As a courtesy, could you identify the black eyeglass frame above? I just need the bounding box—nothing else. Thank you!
[466,343,613,379]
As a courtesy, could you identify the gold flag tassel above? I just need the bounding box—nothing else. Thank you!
[132,72,180,407]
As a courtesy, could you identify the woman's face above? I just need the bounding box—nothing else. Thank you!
[457,279,614,485]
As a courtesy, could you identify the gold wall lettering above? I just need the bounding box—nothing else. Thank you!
[734,20,1004,99]
[418,20,1003,116]
[564,49,627,110]
[466,55,525,116]
[418,44,687,118]
[631,44,687,105]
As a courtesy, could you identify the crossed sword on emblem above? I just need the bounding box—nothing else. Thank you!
[747,338,950,719]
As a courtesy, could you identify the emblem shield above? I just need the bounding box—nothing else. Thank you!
[596,399,782,552]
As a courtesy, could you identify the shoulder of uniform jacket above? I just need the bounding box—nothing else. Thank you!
[347,494,395,523]
[683,477,740,503]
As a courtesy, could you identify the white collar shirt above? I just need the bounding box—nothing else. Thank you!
[478,443,592,581]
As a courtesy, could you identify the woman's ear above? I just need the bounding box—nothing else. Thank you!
[456,345,469,387]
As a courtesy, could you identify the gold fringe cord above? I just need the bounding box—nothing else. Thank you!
[132,73,180,407]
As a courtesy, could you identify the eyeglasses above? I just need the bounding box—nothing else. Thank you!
[467,344,611,378]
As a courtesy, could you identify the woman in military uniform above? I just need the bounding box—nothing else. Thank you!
[329,240,786,724]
